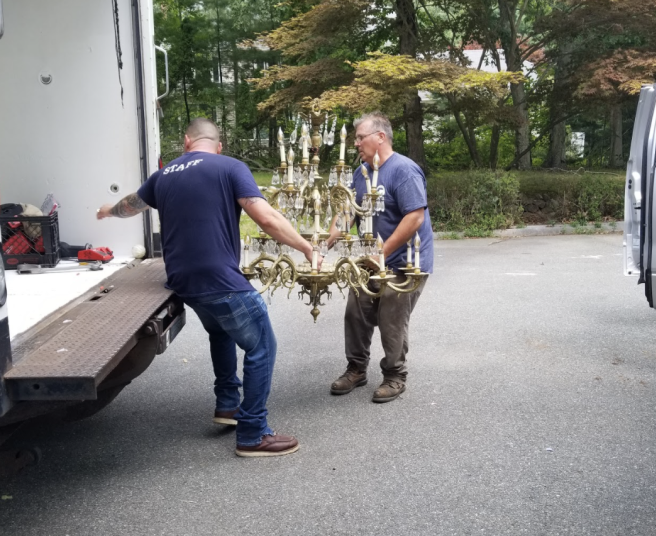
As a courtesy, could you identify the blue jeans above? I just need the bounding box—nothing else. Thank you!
[184,291,276,446]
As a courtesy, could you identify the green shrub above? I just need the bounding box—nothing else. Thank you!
[428,170,523,232]
[573,175,624,221]
[518,171,624,223]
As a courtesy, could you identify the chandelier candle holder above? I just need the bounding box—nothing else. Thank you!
[242,100,429,322]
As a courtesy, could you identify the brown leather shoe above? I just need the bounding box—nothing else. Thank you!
[330,367,367,395]
[372,379,406,403]
[213,408,238,426]
[235,433,300,458]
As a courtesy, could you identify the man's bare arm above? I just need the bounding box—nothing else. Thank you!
[97,193,150,220]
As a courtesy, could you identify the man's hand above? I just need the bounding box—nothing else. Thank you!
[96,204,114,220]
[362,255,381,272]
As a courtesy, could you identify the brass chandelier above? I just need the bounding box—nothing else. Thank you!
[241,102,428,322]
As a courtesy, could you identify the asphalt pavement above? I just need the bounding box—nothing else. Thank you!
[1,233,655,535]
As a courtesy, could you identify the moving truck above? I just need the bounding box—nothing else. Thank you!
[0,0,185,475]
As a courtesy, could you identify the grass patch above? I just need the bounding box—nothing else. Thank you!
[463,226,494,238]
[440,232,462,240]
[252,171,272,188]
[240,171,274,237]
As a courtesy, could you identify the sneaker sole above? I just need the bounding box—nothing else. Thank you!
[235,444,300,458]
[372,384,406,403]
[330,378,368,395]
[213,417,238,426]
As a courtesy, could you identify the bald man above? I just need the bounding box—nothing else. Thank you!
[97,118,313,458]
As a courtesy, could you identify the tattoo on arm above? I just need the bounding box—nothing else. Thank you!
[110,193,149,218]
[239,197,262,207]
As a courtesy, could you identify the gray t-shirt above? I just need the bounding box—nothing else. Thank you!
[353,152,434,273]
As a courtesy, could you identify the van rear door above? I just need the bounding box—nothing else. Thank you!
[624,84,656,306]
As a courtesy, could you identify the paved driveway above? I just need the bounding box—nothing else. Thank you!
[1,234,655,535]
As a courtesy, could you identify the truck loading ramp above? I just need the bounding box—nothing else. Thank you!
[4,259,183,401]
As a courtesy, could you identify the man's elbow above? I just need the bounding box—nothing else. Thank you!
[251,209,279,232]
[413,210,425,229]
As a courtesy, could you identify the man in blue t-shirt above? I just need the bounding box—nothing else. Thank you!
[327,112,433,403]
[97,118,314,457]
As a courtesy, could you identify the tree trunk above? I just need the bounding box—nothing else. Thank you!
[404,94,426,170]
[232,42,239,130]
[498,0,531,169]
[394,0,427,171]
[546,121,567,168]
[489,124,500,170]
[269,116,276,156]
[452,106,482,167]
[214,3,227,138]
[610,104,623,167]
[545,43,573,169]
[178,5,191,124]
[508,82,531,169]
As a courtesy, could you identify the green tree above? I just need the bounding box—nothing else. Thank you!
[537,0,656,168]
[252,0,521,170]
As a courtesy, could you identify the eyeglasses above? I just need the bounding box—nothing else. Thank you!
[354,131,381,143]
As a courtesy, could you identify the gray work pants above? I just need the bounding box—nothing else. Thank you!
[344,274,427,382]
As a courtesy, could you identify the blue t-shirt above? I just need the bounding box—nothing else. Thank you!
[353,152,434,273]
[137,152,263,297]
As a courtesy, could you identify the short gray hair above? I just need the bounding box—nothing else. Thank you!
[353,112,393,147]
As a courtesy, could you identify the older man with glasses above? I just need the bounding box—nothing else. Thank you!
[327,111,434,403]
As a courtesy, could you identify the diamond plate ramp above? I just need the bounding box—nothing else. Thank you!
[5,259,175,401]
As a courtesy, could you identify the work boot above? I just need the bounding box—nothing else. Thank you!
[372,379,406,403]
[213,408,239,426]
[330,366,367,395]
[235,432,300,458]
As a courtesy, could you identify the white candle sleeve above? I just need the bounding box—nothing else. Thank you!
[278,128,285,164]
[372,152,380,188]
[339,125,346,160]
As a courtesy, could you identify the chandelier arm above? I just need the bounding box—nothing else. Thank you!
[384,274,417,289]
[330,185,366,217]
[333,257,364,298]
[357,280,386,298]
[251,254,298,295]
[384,276,423,294]
[336,257,385,298]
[265,186,280,196]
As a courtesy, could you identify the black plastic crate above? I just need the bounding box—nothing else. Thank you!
[1,212,60,270]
